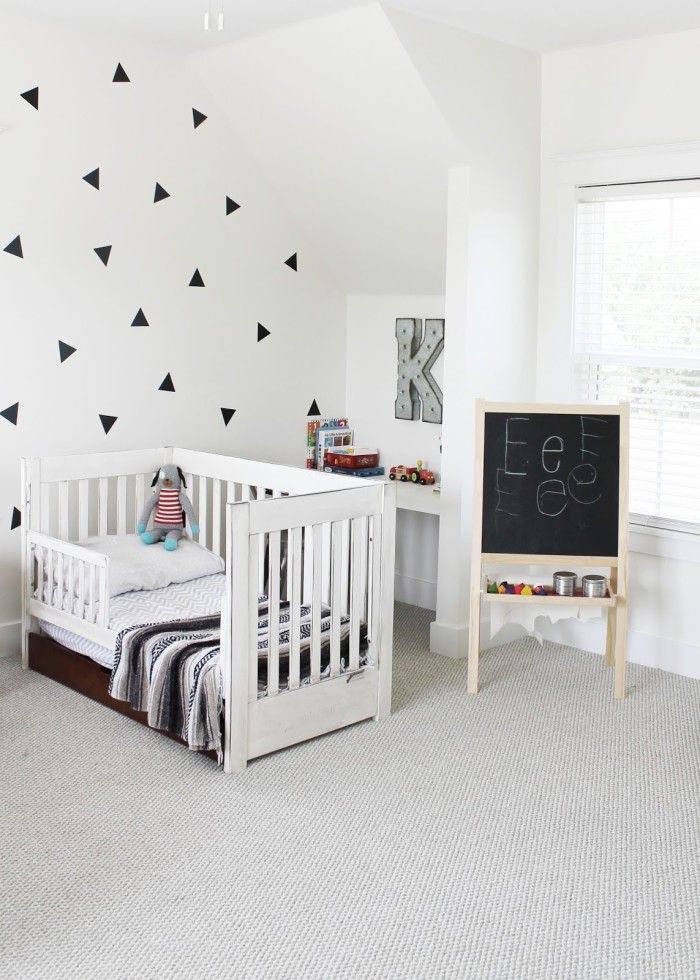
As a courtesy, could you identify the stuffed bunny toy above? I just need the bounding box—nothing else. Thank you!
[137,464,199,551]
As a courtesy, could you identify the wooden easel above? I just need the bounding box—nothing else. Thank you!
[467,400,630,699]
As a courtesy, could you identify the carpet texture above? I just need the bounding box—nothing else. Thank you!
[2,603,700,979]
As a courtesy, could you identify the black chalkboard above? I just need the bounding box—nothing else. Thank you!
[481,411,620,557]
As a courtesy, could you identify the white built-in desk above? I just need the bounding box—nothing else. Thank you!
[378,477,441,515]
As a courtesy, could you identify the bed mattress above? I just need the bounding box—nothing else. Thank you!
[38,572,226,669]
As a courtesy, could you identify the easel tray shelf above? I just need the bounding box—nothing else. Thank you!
[481,587,616,607]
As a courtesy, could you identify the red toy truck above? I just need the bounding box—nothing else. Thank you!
[412,468,435,485]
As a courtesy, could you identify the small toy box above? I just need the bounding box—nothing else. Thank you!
[324,450,379,470]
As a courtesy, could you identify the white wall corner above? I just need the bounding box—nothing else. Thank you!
[0,622,21,659]
[429,619,469,659]
[395,572,437,611]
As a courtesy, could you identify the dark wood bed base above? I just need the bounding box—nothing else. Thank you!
[28,632,219,763]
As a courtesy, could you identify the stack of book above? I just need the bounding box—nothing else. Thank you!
[306,417,349,469]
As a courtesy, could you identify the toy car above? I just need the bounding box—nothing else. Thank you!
[389,465,417,482]
[411,468,435,485]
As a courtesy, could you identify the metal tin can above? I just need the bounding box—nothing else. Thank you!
[553,571,577,596]
[581,574,606,598]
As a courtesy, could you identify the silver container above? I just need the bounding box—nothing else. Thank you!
[553,571,577,596]
[581,574,607,598]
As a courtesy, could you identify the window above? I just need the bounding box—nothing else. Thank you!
[573,179,700,533]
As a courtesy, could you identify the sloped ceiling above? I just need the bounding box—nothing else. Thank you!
[3,0,700,53]
[189,3,460,294]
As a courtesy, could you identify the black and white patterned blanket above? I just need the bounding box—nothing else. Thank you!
[108,597,363,760]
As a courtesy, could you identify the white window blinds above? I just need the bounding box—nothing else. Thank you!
[573,179,700,532]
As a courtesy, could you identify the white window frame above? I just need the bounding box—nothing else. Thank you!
[548,141,700,564]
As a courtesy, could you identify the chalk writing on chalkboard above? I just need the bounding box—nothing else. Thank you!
[481,412,620,557]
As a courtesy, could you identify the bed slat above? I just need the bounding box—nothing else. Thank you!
[330,521,342,678]
[248,535,260,705]
[310,524,323,684]
[197,475,208,547]
[212,480,222,556]
[349,518,362,671]
[288,526,303,691]
[267,531,281,697]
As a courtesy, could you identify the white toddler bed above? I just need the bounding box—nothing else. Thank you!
[21,447,396,773]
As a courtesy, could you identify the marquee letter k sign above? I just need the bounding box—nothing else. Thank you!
[395,318,444,423]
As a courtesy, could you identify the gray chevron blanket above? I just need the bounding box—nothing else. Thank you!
[108,597,362,760]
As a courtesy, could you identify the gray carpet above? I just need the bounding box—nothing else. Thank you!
[2,603,700,980]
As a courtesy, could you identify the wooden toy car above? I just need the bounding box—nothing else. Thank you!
[411,468,435,485]
[389,465,417,482]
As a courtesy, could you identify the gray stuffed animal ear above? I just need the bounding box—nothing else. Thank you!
[177,467,187,488]
[150,471,160,488]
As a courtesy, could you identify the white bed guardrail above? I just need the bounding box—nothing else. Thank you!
[24,531,112,664]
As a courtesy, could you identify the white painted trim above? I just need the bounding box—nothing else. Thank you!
[429,619,469,660]
[629,525,700,565]
[626,629,700,681]
[554,140,700,178]
[0,622,21,659]
[487,615,700,682]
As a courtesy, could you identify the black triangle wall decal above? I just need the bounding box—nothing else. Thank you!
[20,87,39,110]
[10,507,21,531]
[58,340,77,363]
[226,196,240,215]
[154,182,170,203]
[189,268,205,287]
[3,235,23,258]
[192,108,207,129]
[99,414,117,434]
[159,373,175,392]
[308,399,320,416]
[113,63,130,83]
[94,245,112,266]
[1,402,19,425]
[83,168,100,190]
[285,253,298,271]
[131,308,149,327]
[221,407,236,426]
[257,323,270,342]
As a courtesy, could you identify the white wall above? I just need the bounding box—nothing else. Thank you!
[346,294,444,609]
[188,4,459,295]
[384,14,541,654]
[0,11,347,640]
[537,29,700,677]
[346,294,444,471]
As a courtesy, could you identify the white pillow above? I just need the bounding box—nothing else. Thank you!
[62,534,225,597]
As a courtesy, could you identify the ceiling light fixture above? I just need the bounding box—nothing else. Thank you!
[204,0,224,31]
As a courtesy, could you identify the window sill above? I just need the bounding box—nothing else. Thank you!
[629,523,700,564]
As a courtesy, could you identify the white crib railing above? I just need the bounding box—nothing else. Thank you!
[223,481,394,773]
[25,531,112,655]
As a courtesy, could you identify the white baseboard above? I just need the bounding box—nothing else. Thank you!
[429,619,469,659]
[0,621,21,659]
[627,628,700,681]
[395,573,437,611]
[488,616,700,681]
